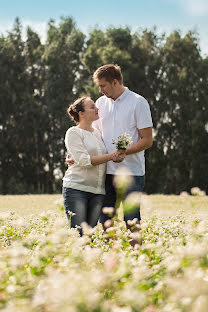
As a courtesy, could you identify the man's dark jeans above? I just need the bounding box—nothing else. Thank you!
[99,174,145,223]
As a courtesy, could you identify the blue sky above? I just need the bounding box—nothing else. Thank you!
[0,0,208,55]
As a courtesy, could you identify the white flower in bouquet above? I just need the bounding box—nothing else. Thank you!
[112,133,133,151]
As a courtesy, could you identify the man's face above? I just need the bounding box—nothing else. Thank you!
[95,78,116,99]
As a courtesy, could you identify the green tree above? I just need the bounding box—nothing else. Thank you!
[43,16,85,192]
[23,27,46,193]
[1,20,207,195]
[0,18,29,193]
[153,30,208,193]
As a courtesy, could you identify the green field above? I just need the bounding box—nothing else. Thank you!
[1,194,208,216]
[0,194,208,312]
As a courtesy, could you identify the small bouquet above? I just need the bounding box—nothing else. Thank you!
[112,133,133,151]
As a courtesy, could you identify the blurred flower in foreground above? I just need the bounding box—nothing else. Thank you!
[113,167,134,211]
[113,166,133,191]
[102,207,114,215]
[123,192,142,215]
[81,222,96,236]
[0,212,11,220]
[129,231,142,246]
[103,251,119,272]
[104,219,114,229]
[191,187,206,196]
[192,295,208,312]
[180,191,189,197]
[54,197,64,205]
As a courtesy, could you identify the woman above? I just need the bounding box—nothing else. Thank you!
[62,96,123,235]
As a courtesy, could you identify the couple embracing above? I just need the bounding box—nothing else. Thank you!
[62,64,153,245]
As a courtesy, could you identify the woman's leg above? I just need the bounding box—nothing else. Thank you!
[62,187,88,234]
[87,194,105,228]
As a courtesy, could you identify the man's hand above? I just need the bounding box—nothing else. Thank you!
[112,150,126,163]
[65,154,75,167]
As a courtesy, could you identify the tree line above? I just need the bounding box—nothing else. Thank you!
[0,17,208,195]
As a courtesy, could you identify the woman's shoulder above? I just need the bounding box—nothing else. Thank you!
[65,126,82,138]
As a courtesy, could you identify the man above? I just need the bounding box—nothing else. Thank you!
[67,64,153,246]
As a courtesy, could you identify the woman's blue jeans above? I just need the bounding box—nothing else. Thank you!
[62,187,104,234]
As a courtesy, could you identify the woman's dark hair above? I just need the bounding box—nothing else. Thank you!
[67,97,87,123]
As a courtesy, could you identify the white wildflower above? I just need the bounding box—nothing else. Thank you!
[81,222,96,236]
[103,252,118,272]
[190,187,201,196]
[54,197,64,205]
[112,306,132,312]
[106,226,116,233]
[180,297,192,305]
[102,207,114,215]
[127,218,139,226]
[112,133,132,150]
[104,219,114,228]
[198,190,206,196]
[0,212,10,219]
[6,285,16,293]
[67,210,76,217]
[192,295,208,312]
[180,191,189,197]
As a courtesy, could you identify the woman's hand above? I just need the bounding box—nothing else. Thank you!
[65,154,75,166]
[112,150,126,163]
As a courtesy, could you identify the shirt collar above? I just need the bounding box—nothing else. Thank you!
[113,87,129,103]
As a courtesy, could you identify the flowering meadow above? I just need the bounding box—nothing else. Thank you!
[0,192,208,312]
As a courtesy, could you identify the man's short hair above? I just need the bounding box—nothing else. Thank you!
[93,64,123,84]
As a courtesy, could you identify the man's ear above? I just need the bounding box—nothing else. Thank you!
[113,79,118,86]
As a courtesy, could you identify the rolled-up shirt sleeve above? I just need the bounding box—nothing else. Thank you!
[65,129,93,168]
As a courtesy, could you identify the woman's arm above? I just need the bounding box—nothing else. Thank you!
[65,129,93,168]
[91,150,127,165]
[66,151,125,167]
[65,129,124,167]
[91,153,113,166]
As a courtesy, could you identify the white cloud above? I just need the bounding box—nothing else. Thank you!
[179,0,208,16]
[145,24,208,57]
[0,21,13,36]
[199,30,208,57]
[0,17,208,57]
[0,20,48,43]
[22,20,48,42]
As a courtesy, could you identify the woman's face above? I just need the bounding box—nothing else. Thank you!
[82,98,99,122]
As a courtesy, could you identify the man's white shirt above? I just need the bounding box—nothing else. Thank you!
[93,87,153,176]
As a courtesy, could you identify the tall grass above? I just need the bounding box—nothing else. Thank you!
[0,194,208,311]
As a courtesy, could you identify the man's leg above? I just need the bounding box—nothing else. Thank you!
[124,175,145,222]
[124,175,145,246]
[99,174,117,224]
